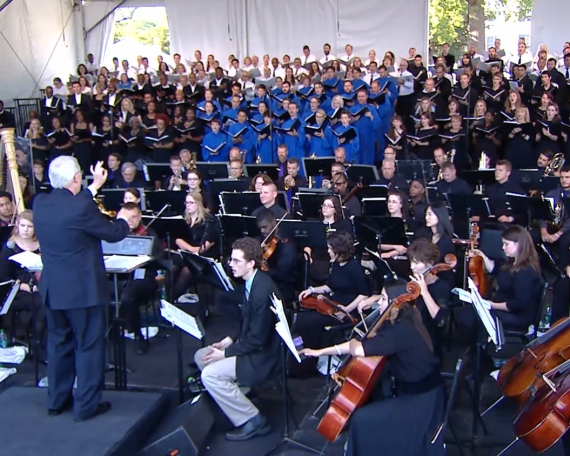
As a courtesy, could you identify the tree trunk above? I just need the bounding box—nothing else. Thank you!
[467,0,486,49]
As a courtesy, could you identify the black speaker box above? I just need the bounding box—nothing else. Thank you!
[138,394,215,456]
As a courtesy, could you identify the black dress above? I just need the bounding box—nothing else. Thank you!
[415,278,451,359]
[347,318,445,456]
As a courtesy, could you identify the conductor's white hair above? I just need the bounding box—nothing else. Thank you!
[49,156,81,189]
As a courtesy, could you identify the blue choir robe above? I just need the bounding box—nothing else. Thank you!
[370,92,393,161]
[306,123,334,157]
[323,77,340,98]
[332,124,360,163]
[221,108,239,125]
[250,95,269,113]
[350,103,381,164]
[254,123,277,163]
[196,111,221,134]
[296,86,315,111]
[277,116,306,163]
[224,95,247,110]
[271,93,301,113]
[352,78,368,92]
[227,121,255,163]
[202,131,229,162]
[197,99,222,113]
[302,107,319,124]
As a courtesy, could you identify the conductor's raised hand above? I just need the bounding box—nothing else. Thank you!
[90,161,108,190]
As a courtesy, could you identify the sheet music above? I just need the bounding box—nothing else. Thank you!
[103,255,152,271]
[192,253,234,291]
[9,251,43,270]
[0,367,16,383]
[467,277,498,345]
[160,299,203,340]
[270,294,301,363]
[1,280,20,316]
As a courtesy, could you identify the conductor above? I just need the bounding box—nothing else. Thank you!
[34,157,130,421]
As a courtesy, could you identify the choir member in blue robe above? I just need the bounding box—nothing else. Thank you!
[277,102,306,163]
[350,90,382,164]
[313,82,332,112]
[270,81,300,113]
[196,101,220,134]
[305,109,334,157]
[227,109,255,163]
[250,101,270,126]
[296,75,314,112]
[332,110,360,162]
[254,112,277,163]
[250,85,269,113]
[326,96,345,131]
[197,89,222,113]
[303,97,321,122]
[351,68,367,92]
[369,80,394,159]
[322,67,340,98]
[201,118,229,162]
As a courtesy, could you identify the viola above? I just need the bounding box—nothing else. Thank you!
[317,281,421,442]
[497,317,570,404]
[468,223,489,296]
[300,295,358,325]
[513,359,570,452]
[422,254,457,276]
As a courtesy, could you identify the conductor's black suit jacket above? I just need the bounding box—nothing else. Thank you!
[224,270,282,387]
[34,188,129,310]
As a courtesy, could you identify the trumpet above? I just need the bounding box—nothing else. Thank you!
[284,174,294,191]
[544,153,565,176]
[255,154,262,164]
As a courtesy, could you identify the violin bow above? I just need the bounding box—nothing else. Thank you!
[261,212,288,246]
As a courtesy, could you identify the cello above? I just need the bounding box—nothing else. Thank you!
[513,359,570,452]
[316,281,421,442]
[497,316,570,403]
[468,222,490,297]
[300,295,358,325]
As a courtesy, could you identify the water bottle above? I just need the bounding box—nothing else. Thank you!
[0,329,8,349]
[544,303,552,330]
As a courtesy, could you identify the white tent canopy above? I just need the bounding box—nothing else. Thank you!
[0,0,429,105]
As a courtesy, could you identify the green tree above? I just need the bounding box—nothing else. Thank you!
[112,9,170,55]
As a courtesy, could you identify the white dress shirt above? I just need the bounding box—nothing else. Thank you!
[319,54,337,64]
[301,54,317,65]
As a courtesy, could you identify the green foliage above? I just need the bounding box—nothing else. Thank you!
[430,0,534,54]
[113,9,170,55]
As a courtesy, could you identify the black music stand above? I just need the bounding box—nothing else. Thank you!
[507,193,552,228]
[353,216,407,252]
[512,169,539,193]
[208,179,250,214]
[457,170,496,192]
[396,159,433,182]
[538,176,560,194]
[221,191,289,214]
[196,161,229,180]
[143,163,171,183]
[345,165,379,186]
[142,216,191,249]
[0,226,12,247]
[297,193,342,220]
[244,164,280,182]
[145,191,186,215]
[179,251,234,292]
[100,188,144,212]
[361,197,387,216]
[218,214,260,257]
[425,186,444,204]
[302,157,335,180]
[357,185,389,200]
[279,220,328,250]
[447,194,491,239]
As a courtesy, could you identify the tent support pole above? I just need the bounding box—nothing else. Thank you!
[0,0,15,14]
[84,0,127,36]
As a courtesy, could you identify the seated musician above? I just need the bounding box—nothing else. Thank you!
[255,209,297,302]
[186,169,210,209]
[251,182,288,218]
[295,232,370,374]
[485,160,525,224]
[162,155,188,191]
[459,225,542,335]
[248,173,273,192]
[409,179,427,229]
[301,278,446,456]
[373,157,409,193]
[414,201,456,286]
[435,162,472,195]
[123,188,141,207]
[193,237,281,441]
[0,191,15,227]
[0,210,46,359]
[331,173,361,218]
[321,161,346,190]
[115,203,163,354]
[173,192,219,301]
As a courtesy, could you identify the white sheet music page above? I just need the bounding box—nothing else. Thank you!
[9,251,43,270]
[467,277,498,345]
[270,294,301,363]
[103,255,152,271]
[160,299,203,340]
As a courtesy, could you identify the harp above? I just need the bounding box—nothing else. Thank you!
[0,128,25,215]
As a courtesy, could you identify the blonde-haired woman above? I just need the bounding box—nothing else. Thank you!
[0,210,45,358]
[172,193,219,303]
[505,106,534,169]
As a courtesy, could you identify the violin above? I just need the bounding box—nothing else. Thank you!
[467,223,489,296]
[422,254,457,276]
[133,223,148,236]
[317,281,421,442]
[260,213,287,272]
[300,295,358,325]
[513,359,570,452]
[497,316,570,404]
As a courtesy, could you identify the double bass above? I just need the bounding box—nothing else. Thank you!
[316,281,421,442]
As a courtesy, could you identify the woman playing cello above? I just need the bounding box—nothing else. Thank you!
[301,278,445,456]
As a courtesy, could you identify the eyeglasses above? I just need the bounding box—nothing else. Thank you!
[228,258,246,264]
[187,177,199,181]
[322,204,335,209]
[185,201,197,205]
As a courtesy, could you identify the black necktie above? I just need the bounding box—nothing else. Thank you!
[566,68,569,79]
[370,75,373,84]
[518,56,521,65]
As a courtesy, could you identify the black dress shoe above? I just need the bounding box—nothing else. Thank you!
[48,396,74,416]
[74,401,112,422]
[225,414,270,441]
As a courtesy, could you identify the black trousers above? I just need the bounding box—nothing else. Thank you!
[11,291,46,339]
[120,278,158,335]
[45,303,106,420]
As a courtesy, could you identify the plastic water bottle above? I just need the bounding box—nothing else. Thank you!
[544,303,552,330]
[0,329,8,349]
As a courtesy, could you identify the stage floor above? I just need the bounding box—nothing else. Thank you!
[0,387,167,456]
